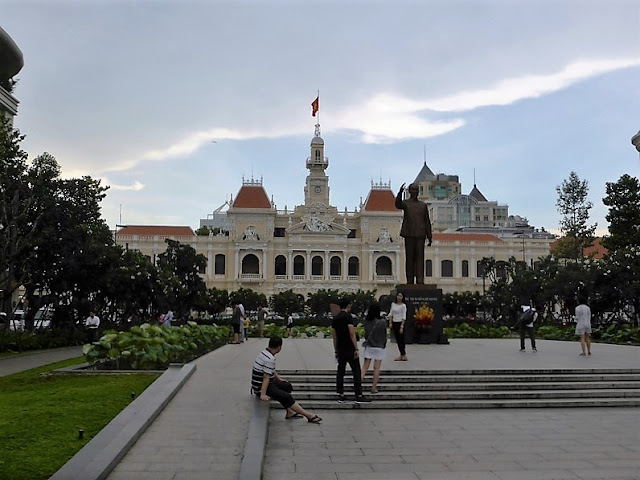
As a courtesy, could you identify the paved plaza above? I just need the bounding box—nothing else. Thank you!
[3,338,640,479]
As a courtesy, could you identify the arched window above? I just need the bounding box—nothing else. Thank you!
[215,254,225,275]
[315,150,320,161]
[477,260,485,278]
[441,260,453,277]
[293,255,305,276]
[348,256,359,276]
[312,255,323,276]
[241,254,259,274]
[425,259,433,277]
[274,255,286,276]
[376,256,392,276]
[330,256,341,276]
[496,260,508,279]
[462,260,469,278]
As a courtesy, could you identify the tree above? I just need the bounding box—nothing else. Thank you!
[306,289,340,318]
[229,287,266,312]
[156,239,207,318]
[602,174,640,253]
[195,226,210,236]
[0,119,29,317]
[270,290,305,317]
[555,171,596,261]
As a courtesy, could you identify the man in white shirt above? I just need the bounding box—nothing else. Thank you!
[84,311,100,343]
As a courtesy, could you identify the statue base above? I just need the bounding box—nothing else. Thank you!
[394,284,448,345]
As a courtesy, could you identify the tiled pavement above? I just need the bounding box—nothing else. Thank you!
[14,338,638,480]
[264,408,640,480]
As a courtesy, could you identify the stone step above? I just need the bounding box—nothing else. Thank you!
[292,389,640,401]
[280,368,640,376]
[288,397,640,409]
[282,373,640,383]
[294,381,640,391]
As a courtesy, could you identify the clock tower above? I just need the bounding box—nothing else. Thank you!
[304,123,330,206]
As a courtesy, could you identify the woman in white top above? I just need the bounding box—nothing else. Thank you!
[388,291,408,361]
[575,295,592,356]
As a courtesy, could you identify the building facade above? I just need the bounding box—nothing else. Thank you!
[116,125,554,297]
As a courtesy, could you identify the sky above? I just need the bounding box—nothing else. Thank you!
[3,0,640,236]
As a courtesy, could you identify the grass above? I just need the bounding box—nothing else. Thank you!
[0,357,160,480]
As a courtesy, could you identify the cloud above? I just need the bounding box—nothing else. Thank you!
[104,57,640,169]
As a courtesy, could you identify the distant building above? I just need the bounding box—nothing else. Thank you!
[116,124,554,296]
[0,26,23,124]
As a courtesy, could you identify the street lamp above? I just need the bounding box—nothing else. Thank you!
[514,231,526,264]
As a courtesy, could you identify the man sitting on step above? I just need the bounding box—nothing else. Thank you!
[251,336,322,423]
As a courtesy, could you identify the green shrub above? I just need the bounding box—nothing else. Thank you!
[83,322,230,369]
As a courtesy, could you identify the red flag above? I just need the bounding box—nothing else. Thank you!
[311,96,319,117]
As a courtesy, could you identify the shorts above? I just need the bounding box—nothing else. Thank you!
[575,325,592,335]
[232,322,241,334]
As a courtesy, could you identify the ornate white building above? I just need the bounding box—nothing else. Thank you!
[0,26,23,124]
[116,124,554,296]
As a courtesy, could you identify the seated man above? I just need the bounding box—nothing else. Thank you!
[251,336,322,423]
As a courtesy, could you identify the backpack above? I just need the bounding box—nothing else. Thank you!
[519,308,535,327]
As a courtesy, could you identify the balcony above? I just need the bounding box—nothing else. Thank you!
[240,274,261,281]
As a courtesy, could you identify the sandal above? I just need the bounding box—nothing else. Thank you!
[285,412,303,420]
[308,415,322,424]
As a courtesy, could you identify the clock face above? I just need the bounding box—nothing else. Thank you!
[314,186,321,194]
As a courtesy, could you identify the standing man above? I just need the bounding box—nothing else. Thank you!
[395,183,433,284]
[257,306,267,338]
[84,311,100,343]
[163,308,174,328]
[519,303,538,352]
[332,298,370,403]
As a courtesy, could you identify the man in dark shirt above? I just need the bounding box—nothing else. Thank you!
[395,182,433,284]
[332,298,371,403]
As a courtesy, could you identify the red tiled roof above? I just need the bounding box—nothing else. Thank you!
[233,185,272,209]
[363,189,397,211]
[584,238,607,259]
[433,233,503,243]
[116,225,195,236]
[550,237,608,259]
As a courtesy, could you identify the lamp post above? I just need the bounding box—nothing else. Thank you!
[513,231,526,264]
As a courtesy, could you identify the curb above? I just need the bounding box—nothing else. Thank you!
[50,362,196,480]
[239,398,270,480]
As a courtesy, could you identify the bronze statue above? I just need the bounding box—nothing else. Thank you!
[395,183,432,284]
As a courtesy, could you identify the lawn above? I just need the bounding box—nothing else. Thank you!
[0,357,160,480]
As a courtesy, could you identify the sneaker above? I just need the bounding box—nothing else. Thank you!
[519,348,525,352]
[337,393,347,403]
[532,348,537,352]
[355,395,372,404]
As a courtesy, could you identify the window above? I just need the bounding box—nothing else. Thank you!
[426,259,432,277]
[477,260,484,278]
[274,255,286,275]
[375,256,392,276]
[348,229,356,238]
[215,254,225,275]
[312,256,323,276]
[274,228,286,237]
[462,260,469,277]
[496,261,507,279]
[293,255,305,276]
[315,150,320,161]
[330,256,341,276]
[441,260,453,277]
[348,256,359,276]
[241,254,259,274]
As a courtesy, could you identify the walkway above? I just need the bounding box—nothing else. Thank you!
[106,338,640,480]
[0,346,83,376]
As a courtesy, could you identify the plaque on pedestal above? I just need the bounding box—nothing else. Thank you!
[395,284,447,345]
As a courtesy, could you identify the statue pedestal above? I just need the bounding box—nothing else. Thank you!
[395,284,448,345]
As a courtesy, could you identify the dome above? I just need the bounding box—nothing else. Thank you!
[311,136,324,146]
